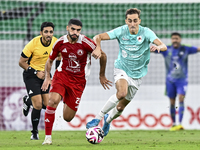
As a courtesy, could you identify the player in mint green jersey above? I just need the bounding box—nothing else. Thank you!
[87,8,167,136]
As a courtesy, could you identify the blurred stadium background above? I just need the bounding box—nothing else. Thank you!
[0,0,200,131]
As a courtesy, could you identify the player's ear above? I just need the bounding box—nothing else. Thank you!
[66,26,68,31]
[125,19,128,25]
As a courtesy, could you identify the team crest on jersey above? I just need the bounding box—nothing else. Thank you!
[77,49,84,56]
[62,48,67,53]
[137,36,142,42]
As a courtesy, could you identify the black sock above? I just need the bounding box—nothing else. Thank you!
[42,104,46,110]
[31,108,41,133]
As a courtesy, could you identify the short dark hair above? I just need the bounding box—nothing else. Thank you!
[126,8,141,19]
[68,18,82,27]
[41,22,54,31]
[171,32,181,38]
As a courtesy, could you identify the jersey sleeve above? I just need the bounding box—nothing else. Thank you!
[82,36,96,52]
[106,26,122,40]
[145,28,158,43]
[49,40,61,60]
[186,46,198,54]
[22,39,34,57]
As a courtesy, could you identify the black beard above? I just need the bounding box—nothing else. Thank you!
[172,42,180,48]
[69,34,78,41]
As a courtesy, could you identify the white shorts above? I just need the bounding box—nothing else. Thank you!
[114,68,142,101]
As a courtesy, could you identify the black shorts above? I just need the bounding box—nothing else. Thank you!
[23,71,50,98]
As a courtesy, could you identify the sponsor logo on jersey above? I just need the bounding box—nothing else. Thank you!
[77,49,84,56]
[122,37,129,41]
[122,50,127,58]
[43,51,48,55]
[62,48,67,53]
[137,36,142,42]
[69,53,77,60]
[68,53,80,69]
[179,51,184,55]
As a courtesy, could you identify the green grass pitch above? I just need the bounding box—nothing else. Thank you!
[0,130,200,150]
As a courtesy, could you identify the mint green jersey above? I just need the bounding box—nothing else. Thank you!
[107,25,158,78]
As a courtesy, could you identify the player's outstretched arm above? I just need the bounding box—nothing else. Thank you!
[92,33,110,59]
[41,58,53,91]
[151,39,167,53]
[99,50,112,90]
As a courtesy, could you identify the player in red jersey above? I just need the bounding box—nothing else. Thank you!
[41,18,111,145]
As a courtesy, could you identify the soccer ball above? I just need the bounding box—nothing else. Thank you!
[86,126,104,144]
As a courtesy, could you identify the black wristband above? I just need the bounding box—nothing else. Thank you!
[55,60,61,69]
[26,66,37,75]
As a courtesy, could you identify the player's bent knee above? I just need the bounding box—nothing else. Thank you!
[48,99,59,108]
[116,106,125,112]
[32,102,43,110]
[117,92,127,100]
[33,105,42,110]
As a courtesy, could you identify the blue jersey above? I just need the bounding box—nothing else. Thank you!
[160,45,197,82]
[107,25,158,78]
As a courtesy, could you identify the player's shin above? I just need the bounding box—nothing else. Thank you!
[106,107,122,123]
[170,104,176,126]
[31,108,41,133]
[96,94,119,120]
[44,106,56,136]
[179,102,184,124]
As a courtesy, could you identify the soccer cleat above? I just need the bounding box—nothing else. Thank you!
[102,114,110,136]
[42,137,52,145]
[30,133,39,140]
[86,119,100,129]
[22,95,30,117]
[176,125,184,130]
[169,125,177,131]
[170,125,184,131]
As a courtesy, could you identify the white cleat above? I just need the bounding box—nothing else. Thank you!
[42,137,52,145]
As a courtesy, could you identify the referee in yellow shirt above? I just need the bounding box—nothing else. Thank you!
[19,22,57,140]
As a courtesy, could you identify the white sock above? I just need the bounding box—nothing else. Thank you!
[45,135,51,139]
[106,107,122,123]
[95,94,119,120]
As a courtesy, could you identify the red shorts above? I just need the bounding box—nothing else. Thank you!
[50,70,86,111]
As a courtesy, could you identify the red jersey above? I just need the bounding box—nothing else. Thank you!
[49,34,96,83]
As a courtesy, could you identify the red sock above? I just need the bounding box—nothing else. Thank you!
[45,106,56,135]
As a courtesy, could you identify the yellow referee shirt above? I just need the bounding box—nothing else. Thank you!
[22,36,57,71]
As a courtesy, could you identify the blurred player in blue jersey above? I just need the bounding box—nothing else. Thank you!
[158,32,200,131]
[86,8,167,136]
